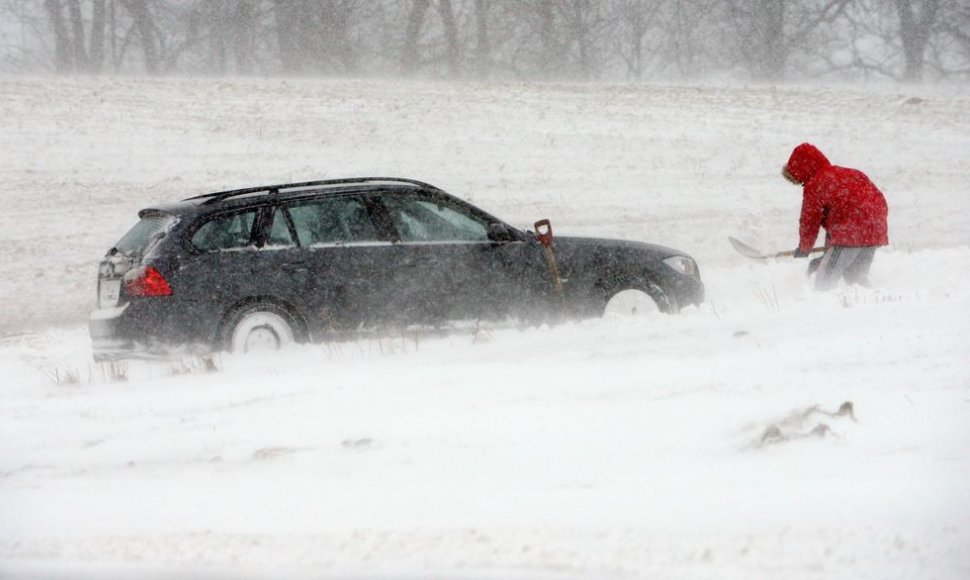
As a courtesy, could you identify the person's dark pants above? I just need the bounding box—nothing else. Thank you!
[813,246,877,290]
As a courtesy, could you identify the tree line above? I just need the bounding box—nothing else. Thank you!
[2,0,968,82]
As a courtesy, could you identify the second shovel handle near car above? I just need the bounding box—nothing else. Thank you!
[533,218,564,306]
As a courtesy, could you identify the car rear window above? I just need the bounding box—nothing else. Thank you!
[191,209,258,252]
[113,213,175,256]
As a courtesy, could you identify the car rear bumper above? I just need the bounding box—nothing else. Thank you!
[89,304,134,360]
[89,300,214,361]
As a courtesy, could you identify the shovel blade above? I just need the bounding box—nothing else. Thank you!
[728,236,767,259]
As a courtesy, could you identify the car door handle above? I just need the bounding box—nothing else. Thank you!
[281,261,309,273]
[405,256,435,268]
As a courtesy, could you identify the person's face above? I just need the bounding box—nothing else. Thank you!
[782,166,799,185]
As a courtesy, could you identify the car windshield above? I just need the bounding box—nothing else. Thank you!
[113,213,175,256]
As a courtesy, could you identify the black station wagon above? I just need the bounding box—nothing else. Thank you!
[90,178,703,359]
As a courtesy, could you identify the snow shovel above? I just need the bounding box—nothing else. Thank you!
[729,237,826,260]
[535,219,565,307]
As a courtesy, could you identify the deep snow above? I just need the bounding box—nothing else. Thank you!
[0,77,968,578]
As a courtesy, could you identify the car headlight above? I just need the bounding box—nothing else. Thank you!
[662,255,699,278]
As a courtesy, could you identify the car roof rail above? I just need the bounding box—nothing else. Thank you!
[184,177,444,205]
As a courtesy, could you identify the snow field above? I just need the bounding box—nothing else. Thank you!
[0,77,969,577]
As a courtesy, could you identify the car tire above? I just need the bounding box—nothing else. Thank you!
[602,279,678,317]
[222,302,299,354]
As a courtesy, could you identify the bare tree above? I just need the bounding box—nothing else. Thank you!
[66,0,87,70]
[274,0,311,73]
[43,0,72,72]
[121,0,158,74]
[939,0,970,60]
[838,0,967,81]
[89,0,105,72]
[536,0,558,77]
[401,0,430,74]
[612,0,660,80]
[474,0,490,77]
[320,1,361,74]
[894,0,940,80]
[436,0,461,77]
[514,0,599,80]
[227,0,256,74]
[726,0,850,81]
[41,0,108,73]
[560,0,603,79]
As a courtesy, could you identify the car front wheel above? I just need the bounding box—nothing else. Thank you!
[602,279,678,317]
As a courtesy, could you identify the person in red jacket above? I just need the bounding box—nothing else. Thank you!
[782,143,889,290]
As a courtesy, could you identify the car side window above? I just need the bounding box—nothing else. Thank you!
[265,207,296,248]
[382,196,488,242]
[191,209,258,252]
[287,196,379,246]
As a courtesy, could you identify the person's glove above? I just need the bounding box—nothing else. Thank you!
[792,248,809,258]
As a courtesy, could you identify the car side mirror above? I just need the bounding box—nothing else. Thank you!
[487,222,514,242]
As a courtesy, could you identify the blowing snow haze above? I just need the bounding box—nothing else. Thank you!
[1,1,970,579]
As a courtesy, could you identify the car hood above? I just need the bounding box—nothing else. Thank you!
[545,235,698,287]
[554,235,688,261]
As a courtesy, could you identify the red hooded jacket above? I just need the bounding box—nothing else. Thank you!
[785,143,889,253]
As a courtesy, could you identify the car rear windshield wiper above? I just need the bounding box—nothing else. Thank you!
[106,246,141,259]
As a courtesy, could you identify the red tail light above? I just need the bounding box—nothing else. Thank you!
[124,266,172,297]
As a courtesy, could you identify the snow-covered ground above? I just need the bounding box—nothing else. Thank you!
[1,77,968,578]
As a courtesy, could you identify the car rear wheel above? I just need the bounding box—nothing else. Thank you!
[224,303,297,353]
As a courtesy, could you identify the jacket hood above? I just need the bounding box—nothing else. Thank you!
[785,143,831,184]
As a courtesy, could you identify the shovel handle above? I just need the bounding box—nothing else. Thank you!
[776,246,827,258]
[534,218,564,307]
